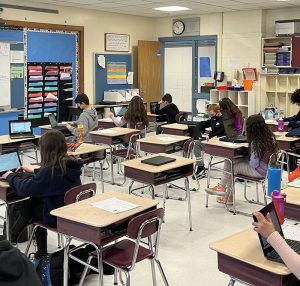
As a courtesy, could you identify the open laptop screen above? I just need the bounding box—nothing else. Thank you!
[114,106,128,117]
[0,152,21,174]
[223,119,237,138]
[10,121,32,134]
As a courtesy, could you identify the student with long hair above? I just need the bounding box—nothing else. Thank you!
[1,130,82,256]
[206,114,278,204]
[110,96,149,128]
[219,97,243,134]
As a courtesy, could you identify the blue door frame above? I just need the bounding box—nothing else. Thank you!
[159,35,218,116]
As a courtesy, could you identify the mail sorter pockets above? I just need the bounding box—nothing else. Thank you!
[28,93,43,98]
[28,66,42,70]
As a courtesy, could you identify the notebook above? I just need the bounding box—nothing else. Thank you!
[141,155,176,166]
[254,202,300,264]
[9,120,35,139]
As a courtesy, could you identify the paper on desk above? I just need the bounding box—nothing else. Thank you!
[100,118,113,122]
[98,129,117,134]
[288,178,300,188]
[283,224,300,241]
[158,136,176,142]
[91,197,140,214]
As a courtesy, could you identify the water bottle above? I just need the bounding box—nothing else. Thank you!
[278,118,284,132]
[267,163,281,197]
[77,124,84,143]
[271,190,286,225]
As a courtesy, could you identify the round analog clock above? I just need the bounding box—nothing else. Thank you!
[173,20,185,35]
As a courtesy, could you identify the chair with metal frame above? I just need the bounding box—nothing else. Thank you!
[24,183,96,255]
[79,208,169,286]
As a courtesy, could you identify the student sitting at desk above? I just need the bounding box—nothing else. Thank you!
[206,115,278,204]
[219,98,243,134]
[110,96,149,129]
[282,88,300,129]
[1,130,82,256]
[193,103,225,178]
[253,211,300,280]
[155,93,180,124]
[66,93,98,142]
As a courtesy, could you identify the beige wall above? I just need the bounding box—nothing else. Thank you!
[2,0,156,100]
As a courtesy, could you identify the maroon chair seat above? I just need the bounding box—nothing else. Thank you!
[112,148,135,158]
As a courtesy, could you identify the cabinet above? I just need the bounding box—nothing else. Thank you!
[209,90,255,118]
[260,74,300,117]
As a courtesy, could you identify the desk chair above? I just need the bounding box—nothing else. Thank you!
[134,122,146,138]
[80,208,169,286]
[24,183,96,255]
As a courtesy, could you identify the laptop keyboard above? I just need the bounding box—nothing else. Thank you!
[267,239,300,264]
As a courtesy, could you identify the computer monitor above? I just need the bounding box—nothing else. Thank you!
[150,102,158,114]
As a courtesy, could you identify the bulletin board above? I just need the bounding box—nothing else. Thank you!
[94,53,132,103]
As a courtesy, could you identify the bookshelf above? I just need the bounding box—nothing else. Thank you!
[209,90,255,118]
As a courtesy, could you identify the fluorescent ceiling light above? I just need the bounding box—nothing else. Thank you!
[154,6,191,12]
[277,0,290,2]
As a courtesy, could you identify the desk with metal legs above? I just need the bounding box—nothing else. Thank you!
[283,186,300,221]
[161,123,189,136]
[122,153,194,230]
[51,192,158,286]
[210,228,297,286]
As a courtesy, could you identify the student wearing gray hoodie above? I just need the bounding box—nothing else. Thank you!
[66,93,98,142]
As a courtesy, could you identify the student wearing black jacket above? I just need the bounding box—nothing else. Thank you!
[282,89,300,129]
[0,237,42,286]
[155,93,180,124]
[1,130,82,256]
[193,104,225,178]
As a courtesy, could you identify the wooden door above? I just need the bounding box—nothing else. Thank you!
[138,40,162,110]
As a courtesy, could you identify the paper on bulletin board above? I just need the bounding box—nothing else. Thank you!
[11,66,24,78]
[10,51,24,64]
[127,72,133,84]
[97,55,105,68]
[199,57,211,77]
[107,62,127,84]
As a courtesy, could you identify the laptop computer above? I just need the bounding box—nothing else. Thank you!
[150,102,158,114]
[141,155,176,166]
[48,114,67,130]
[219,119,247,143]
[0,152,21,176]
[254,202,300,264]
[9,120,35,139]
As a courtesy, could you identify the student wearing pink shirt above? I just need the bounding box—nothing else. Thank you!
[253,211,300,280]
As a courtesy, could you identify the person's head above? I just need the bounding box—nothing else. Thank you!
[246,114,277,160]
[124,96,149,127]
[291,89,300,106]
[207,103,221,117]
[75,93,89,110]
[162,93,172,103]
[39,130,68,177]
[219,98,242,117]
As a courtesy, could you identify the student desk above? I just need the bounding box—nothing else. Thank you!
[0,180,29,242]
[51,191,158,286]
[97,118,115,129]
[283,186,300,221]
[161,123,189,136]
[267,121,289,133]
[202,137,248,214]
[210,228,297,286]
[90,127,140,185]
[147,112,167,123]
[122,153,194,230]
[137,134,190,154]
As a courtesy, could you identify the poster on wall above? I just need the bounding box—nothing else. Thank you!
[107,62,127,84]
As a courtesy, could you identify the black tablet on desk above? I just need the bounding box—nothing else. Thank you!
[141,156,176,166]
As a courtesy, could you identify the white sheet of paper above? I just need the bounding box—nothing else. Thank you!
[100,118,113,122]
[127,72,134,84]
[283,224,300,241]
[91,197,140,214]
[98,129,117,134]
[288,178,300,188]
[10,51,24,63]
[97,55,106,68]
[221,142,248,148]
[158,136,176,142]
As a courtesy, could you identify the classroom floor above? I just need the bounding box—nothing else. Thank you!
[1,146,289,286]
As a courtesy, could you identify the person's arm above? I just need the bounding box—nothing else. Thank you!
[6,168,50,198]
[283,111,300,122]
[111,116,126,127]
[155,104,165,115]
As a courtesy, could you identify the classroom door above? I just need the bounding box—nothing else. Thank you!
[138,40,162,109]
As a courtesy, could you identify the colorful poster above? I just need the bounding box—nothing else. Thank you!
[107,62,127,84]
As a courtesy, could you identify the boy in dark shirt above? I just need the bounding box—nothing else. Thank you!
[283,89,300,129]
[155,93,180,124]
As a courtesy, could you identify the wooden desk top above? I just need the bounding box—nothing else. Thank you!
[51,191,158,227]
[274,132,300,142]
[147,113,162,117]
[161,123,188,131]
[90,127,139,137]
[67,143,106,156]
[137,134,190,145]
[0,180,9,188]
[202,137,248,149]
[122,153,195,173]
[0,135,40,145]
[283,186,300,206]
[266,120,289,126]
[209,228,291,275]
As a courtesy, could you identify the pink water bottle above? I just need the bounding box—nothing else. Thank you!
[271,190,286,225]
[278,118,284,132]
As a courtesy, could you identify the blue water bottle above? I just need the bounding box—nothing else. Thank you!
[267,164,281,196]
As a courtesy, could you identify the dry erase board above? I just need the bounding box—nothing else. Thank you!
[94,53,132,103]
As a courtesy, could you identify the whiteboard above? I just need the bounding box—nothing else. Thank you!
[164,46,192,112]
[0,42,11,106]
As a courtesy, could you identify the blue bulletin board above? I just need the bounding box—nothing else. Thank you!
[94,53,132,103]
